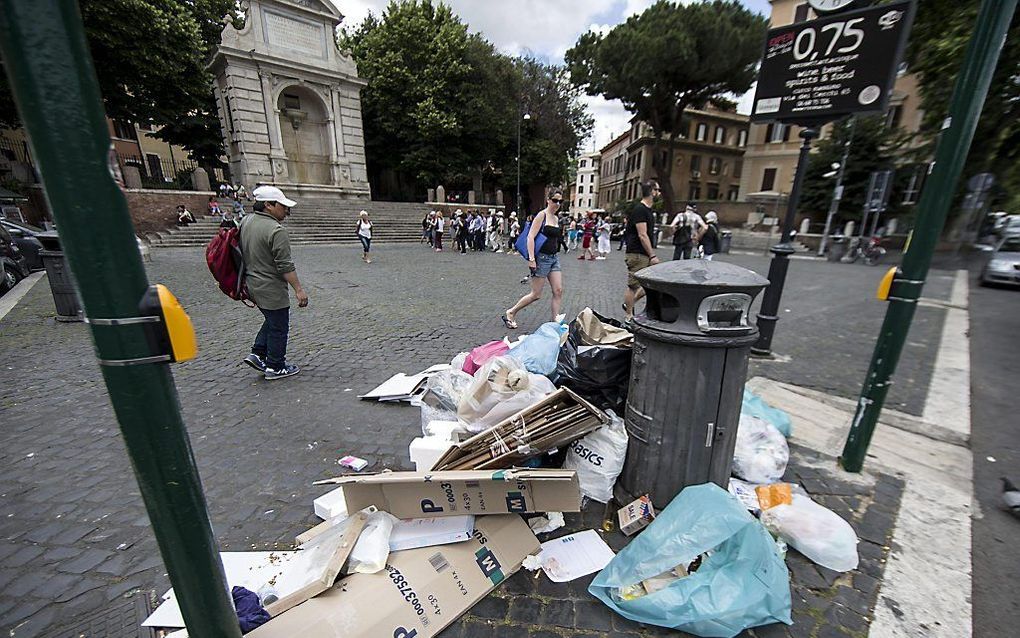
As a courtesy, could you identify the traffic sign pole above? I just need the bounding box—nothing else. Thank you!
[841,0,1018,472]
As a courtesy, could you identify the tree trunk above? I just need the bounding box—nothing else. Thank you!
[652,131,677,216]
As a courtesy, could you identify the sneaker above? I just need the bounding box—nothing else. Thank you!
[243,353,267,372]
[264,364,300,380]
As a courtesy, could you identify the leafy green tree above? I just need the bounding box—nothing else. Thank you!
[0,0,238,166]
[799,115,907,224]
[906,0,1020,212]
[566,0,767,213]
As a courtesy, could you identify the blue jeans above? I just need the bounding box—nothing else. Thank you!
[359,235,372,253]
[252,307,290,370]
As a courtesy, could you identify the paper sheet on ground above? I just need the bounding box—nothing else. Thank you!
[538,529,615,582]
[390,515,474,552]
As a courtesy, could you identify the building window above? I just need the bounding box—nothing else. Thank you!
[283,93,301,110]
[709,157,722,175]
[635,152,641,169]
[688,182,702,200]
[696,123,708,142]
[902,165,924,204]
[728,186,740,201]
[766,123,789,143]
[145,153,165,181]
[580,159,587,168]
[112,120,138,141]
[714,126,726,144]
[737,129,748,147]
[794,3,810,23]
[885,105,903,130]
[761,168,777,191]
[734,160,743,179]
[690,154,702,174]
[707,183,720,200]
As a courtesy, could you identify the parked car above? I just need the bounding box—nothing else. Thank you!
[1000,215,1020,239]
[980,236,1020,287]
[0,224,31,297]
[0,219,44,271]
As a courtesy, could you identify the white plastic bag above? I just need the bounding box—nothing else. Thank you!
[457,356,556,432]
[466,373,556,433]
[563,409,629,503]
[347,511,399,574]
[732,414,789,484]
[761,493,859,572]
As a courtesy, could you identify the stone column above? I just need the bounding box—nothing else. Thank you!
[496,190,503,206]
[468,190,476,205]
[259,71,283,152]
[844,221,855,236]
[799,218,811,235]
[123,165,142,189]
[191,167,211,192]
[436,185,446,202]
[428,188,436,203]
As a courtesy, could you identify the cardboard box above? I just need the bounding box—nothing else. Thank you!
[247,515,540,638]
[314,469,581,519]
[618,495,655,536]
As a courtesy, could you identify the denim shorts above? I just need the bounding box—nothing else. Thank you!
[532,252,561,278]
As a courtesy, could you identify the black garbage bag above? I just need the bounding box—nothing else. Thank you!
[555,310,632,413]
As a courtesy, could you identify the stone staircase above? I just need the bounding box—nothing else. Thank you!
[146,197,431,248]
[726,228,811,253]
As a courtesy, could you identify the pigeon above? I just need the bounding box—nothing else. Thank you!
[1002,477,1020,517]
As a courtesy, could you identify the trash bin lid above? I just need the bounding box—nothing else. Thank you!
[634,259,769,292]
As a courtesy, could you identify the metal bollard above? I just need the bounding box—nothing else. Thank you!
[616,260,769,507]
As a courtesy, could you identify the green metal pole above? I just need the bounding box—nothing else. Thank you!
[0,2,241,635]
[841,0,1018,472]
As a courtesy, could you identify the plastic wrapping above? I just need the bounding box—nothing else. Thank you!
[457,356,556,432]
[589,483,792,637]
[508,322,567,375]
[563,409,628,503]
[732,414,789,484]
[462,341,510,375]
[741,389,793,438]
[555,313,632,412]
[761,493,859,572]
[423,369,474,412]
[347,511,399,574]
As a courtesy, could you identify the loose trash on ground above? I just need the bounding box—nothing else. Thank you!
[741,388,793,438]
[347,510,399,574]
[536,529,616,582]
[528,511,565,534]
[755,483,793,511]
[617,494,655,536]
[435,388,608,470]
[508,321,568,375]
[761,493,859,572]
[360,364,452,402]
[337,455,369,471]
[457,355,558,433]
[555,308,633,413]
[563,408,628,503]
[590,483,792,638]
[388,515,475,551]
[732,413,790,484]
[314,468,582,518]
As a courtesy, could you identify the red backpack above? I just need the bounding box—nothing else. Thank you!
[206,225,252,304]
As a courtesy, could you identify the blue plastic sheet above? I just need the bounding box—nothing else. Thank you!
[508,321,567,376]
[589,483,792,638]
[742,389,793,437]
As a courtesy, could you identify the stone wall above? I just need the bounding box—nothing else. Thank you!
[123,189,215,234]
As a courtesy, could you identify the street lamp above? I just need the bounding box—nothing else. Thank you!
[517,110,530,214]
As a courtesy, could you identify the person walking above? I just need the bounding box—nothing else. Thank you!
[623,181,662,319]
[455,211,469,254]
[470,212,485,251]
[579,212,597,261]
[700,211,721,261]
[356,210,373,263]
[502,186,566,329]
[557,212,570,253]
[596,214,612,260]
[567,215,579,250]
[507,212,520,254]
[618,214,628,251]
[669,203,707,261]
[434,211,445,251]
[487,210,500,251]
[421,211,432,245]
[241,185,308,380]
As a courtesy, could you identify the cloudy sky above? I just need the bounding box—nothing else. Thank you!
[329,0,773,149]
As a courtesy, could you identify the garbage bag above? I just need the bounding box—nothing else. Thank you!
[574,307,634,347]
[457,356,556,432]
[555,311,632,412]
[508,322,567,376]
[422,368,474,412]
[348,510,399,574]
[732,414,789,484]
[462,340,510,375]
[590,483,792,637]
[563,409,628,503]
[741,389,792,438]
[761,493,859,572]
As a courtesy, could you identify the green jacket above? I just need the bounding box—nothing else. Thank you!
[240,211,295,310]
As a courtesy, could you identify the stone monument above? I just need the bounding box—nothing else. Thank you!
[209,0,370,200]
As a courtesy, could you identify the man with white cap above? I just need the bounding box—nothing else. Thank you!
[240,185,308,380]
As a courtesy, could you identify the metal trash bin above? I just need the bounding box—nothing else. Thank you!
[36,232,82,321]
[616,260,769,507]
[720,230,732,254]
[826,235,847,262]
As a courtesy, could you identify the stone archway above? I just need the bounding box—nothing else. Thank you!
[277,85,331,184]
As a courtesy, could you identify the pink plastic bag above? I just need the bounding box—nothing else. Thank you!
[462,340,510,375]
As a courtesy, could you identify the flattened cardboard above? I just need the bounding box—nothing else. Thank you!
[314,469,581,519]
[247,515,540,638]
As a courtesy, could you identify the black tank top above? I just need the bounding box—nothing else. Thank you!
[540,224,561,255]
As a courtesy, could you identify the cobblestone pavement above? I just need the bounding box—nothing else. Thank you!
[0,243,943,636]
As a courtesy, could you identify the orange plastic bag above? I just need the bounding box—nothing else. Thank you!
[755,483,792,511]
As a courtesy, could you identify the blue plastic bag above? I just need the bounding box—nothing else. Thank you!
[742,389,792,437]
[589,483,792,638]
[508,322,566,376]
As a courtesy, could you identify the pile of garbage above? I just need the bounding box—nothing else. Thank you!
[142,308,861,638]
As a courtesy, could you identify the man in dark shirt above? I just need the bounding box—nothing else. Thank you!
[623,180,662,319]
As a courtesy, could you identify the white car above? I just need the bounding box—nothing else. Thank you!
[981,236,1020,287]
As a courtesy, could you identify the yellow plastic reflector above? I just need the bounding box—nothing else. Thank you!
[877,267,897,301]
[155,284,197,362]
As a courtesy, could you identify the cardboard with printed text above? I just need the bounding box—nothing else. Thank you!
[247,515,540,638]
[313,469,581,518]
